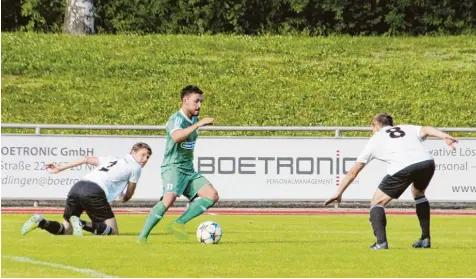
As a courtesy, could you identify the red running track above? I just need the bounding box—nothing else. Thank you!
[2,207,476,216]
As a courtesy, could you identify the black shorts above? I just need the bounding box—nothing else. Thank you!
[378,159,436,199]
[63,180,114,223]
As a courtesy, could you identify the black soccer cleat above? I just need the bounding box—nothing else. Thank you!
[370,242,389,250]
[412,238,431,248]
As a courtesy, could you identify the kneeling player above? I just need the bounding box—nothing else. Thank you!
[21,142,152,236]
[324,113,457,249]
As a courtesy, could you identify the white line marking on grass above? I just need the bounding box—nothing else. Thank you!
[208,213,218,215]
[2,256,117,278]
[233,230,367,234]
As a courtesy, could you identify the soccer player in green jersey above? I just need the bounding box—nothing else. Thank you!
[137,85,219,243]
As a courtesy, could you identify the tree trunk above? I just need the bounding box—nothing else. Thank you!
[64,0,95,35]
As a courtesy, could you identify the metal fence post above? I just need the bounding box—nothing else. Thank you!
[334,129,341,137]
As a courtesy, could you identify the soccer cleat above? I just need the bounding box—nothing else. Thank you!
[412,238,431,248]
[168,222,188,240]
[370,242,389,250]
[21,214,43,235]
[69,216,83,236]
[136,237,148,244]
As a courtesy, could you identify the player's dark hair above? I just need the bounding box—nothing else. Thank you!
[131,142,152,155]
[181,85,203,100]
[373,113,393,127]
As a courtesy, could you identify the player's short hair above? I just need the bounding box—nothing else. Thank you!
[131,142,152,155]
[372,113,393,127]
[181,85,203,100]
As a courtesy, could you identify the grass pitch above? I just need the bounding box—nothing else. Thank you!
[2,34,476,137]
[2,213,475,277]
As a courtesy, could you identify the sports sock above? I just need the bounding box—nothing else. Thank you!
[175,197,215,225]
[39,220,65,235]
[138,201,167,238]
[370,205,387,244]
[92,222,112,235]
[369,218,376,236]
[80,220,95,234]
[415,196,430,239]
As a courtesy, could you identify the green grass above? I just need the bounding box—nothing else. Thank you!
[2,33,476,137]
[2,214,476,277]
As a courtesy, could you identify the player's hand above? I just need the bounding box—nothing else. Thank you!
[46,163,61,174]
[444,136,458,150]
[324,193,342,206]
[197,117,215,127]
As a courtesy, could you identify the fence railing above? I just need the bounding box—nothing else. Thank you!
[2,123,476,137]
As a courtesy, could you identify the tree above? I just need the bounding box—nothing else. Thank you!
[64,0,95,34]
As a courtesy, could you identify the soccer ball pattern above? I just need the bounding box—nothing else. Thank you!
[196,221,222,244]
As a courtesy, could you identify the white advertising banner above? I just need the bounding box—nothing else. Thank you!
[1,135,475,202]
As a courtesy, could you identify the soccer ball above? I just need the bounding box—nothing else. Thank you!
[196,221,222,244]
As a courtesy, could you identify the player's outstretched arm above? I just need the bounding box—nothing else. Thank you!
[46,156,99,174]
[420,126,458,150]
[170,117,214,143]
[324,162,366,206]
[121,182,137,202]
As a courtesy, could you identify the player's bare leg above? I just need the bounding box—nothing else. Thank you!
[62,220,73,234]
[104,218,119,235]
[411,186,431,248]
[137,192,176,243]
[369,189,393,250]
[170,184,219,240]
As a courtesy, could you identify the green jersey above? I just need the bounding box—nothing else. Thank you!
[161,110,199,172]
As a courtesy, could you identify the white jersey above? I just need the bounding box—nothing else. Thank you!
[357,125,433,175]
[82,154,142,202]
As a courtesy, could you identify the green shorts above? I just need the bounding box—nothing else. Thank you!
[161,167,211,200]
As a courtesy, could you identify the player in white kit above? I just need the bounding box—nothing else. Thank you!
[324,113,458,249]
[21,142,152,236]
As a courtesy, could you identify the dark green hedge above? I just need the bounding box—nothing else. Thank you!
[2,0,476,35]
